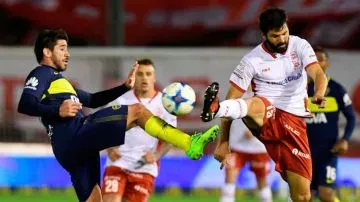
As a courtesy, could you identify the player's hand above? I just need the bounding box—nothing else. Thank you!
[244,130,253,140]
[107,147,121,162]
[125,62,139,89]
[331,139,348,155]
[142,152,157,164]
[59,99,82,118]
[311,95,326,108]
[214,141,231,169]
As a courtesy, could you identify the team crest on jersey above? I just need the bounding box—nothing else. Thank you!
[112,105,122,110]
[24,77,39,90]
[290,51,300,69]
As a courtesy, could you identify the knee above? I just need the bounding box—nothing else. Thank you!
[291,192,311,202]
[318,191,334,202]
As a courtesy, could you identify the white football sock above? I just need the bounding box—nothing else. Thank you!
[215,99,248,119]
[259,186,273,202]
[220,183,236,202]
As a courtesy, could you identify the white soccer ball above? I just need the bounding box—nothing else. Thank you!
[162,82,196,116]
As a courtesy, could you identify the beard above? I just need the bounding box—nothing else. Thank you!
[265,39,288,54]
[52,56,66,72]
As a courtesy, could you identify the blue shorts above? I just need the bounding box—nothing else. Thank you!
[310,150,338,190]
[52,105,128,201]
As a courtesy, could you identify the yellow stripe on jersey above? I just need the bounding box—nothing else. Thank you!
[307,96,338,113]
[41,78,77,100]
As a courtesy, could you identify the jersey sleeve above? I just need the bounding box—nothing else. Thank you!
[229,59,255,92]
[336,83,356,140]
[298,39,318,69]
[337,84,352,110]
[75,89,91,106]
[22,68,51,100]
[18,68,59,118]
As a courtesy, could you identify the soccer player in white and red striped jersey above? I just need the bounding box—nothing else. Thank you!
[201,8,328,202]
[101,59,176,202]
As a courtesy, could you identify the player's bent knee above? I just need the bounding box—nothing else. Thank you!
[291,192,311,202]
[245,97,267,121]
[318,191,335,202]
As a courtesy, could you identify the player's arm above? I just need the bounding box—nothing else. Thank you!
[341,105,356,141]
[339,88,356,141]
[75,84,130,108]
[331,91,356,154]
[76,62,138,108]
[300,39,328,106]
[107,146,121,162]
[306,63,327,102]
[18,70,60,118]
[153,142,172,161]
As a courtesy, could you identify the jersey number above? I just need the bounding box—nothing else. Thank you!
[105,179,119,193]
[326,166,336,183]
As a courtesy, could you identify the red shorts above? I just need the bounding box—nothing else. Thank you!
[228,150,270,178]
[101,166,155,202]
[255,96,312,181]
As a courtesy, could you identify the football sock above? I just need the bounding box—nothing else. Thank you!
[259,186,272,202]
[144,116,191,152]
[216,98,248,119]
[220,183,236,202]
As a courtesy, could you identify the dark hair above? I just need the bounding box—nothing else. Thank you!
[137,58,155,67]
[34,29,69,63]
[313,46,329,58]
[259,8,287,35]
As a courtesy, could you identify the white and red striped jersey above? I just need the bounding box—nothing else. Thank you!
[105,90,176,177]
[230,35,317,117]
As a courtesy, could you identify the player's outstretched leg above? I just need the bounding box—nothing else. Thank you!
[127,104,219,160]
[200,82,265,130]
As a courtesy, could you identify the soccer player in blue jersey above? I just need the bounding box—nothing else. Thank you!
[306,46,356,202]
[17,29,219,202]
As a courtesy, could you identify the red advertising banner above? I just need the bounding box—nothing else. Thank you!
[1,0,360,47]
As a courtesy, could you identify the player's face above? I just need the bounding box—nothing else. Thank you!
[135,64,156,93]
[315,51,329,72]
[50,40,70,71]
[265,23,289,53]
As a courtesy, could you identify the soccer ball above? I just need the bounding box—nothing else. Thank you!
[162,82,196,116]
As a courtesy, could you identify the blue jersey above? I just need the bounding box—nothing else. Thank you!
[18,65,130,153]
[306,78,356,151]
[18,65,130,201]
[18,65,90,135]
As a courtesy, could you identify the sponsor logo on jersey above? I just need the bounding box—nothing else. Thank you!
[291,148,310,159]
[263,72,303,86]
[305,113,327,124]
[24,77,39,90]
[112,105,122,110]
[233,62,246,79]
[284,123,300,136]
[343,93,352,107]
[134,185,149,195]
[290,51,300,68]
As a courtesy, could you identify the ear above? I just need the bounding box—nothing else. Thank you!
[43,48,52,58]
[261,33,266,41]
